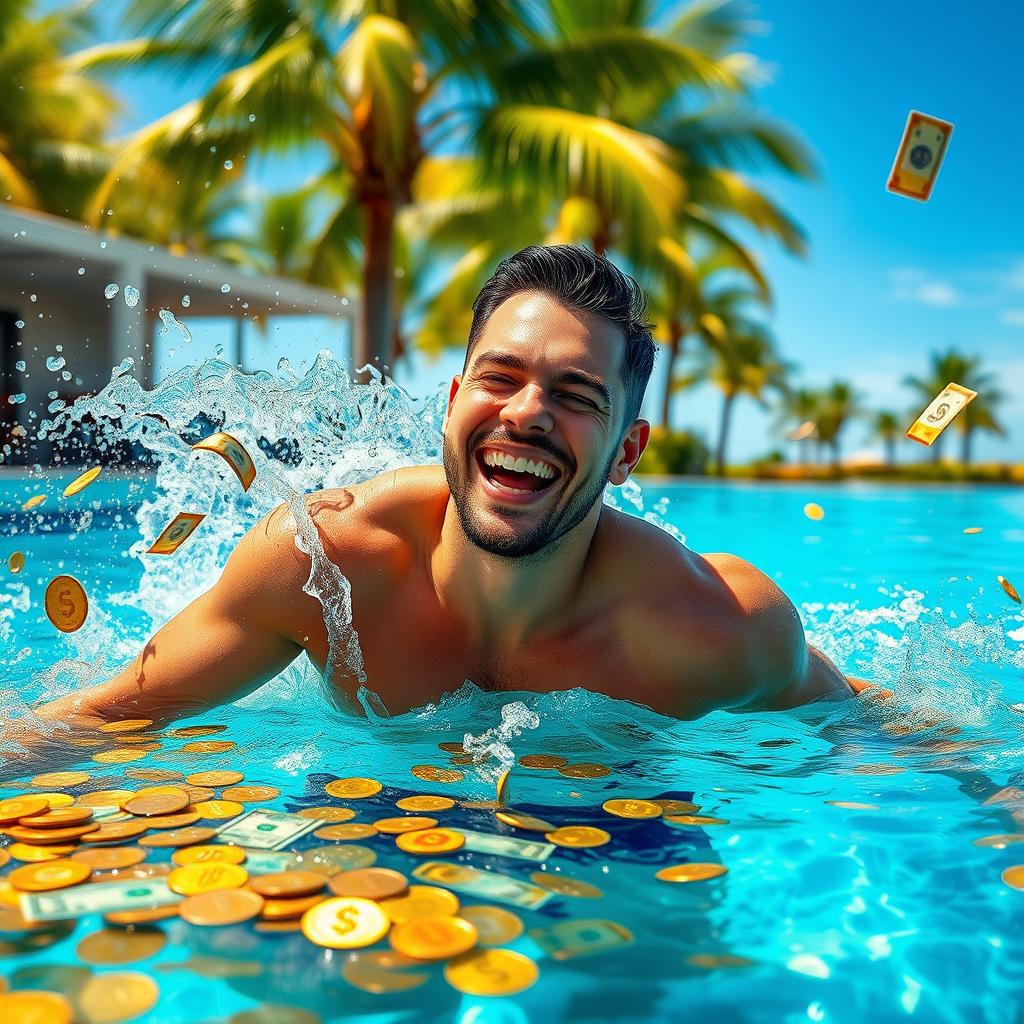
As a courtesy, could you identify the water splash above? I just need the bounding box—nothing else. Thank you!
[158,308,193,345]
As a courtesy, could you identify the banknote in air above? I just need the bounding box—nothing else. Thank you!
[887,111,953,201]
[906,381,976,446]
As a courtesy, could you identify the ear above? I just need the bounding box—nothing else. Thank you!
[608,419,651,486]
[442,375,462,434]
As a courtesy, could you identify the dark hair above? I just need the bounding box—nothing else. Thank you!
[464,245,657,431]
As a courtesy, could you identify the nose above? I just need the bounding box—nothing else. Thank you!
[498,382,555,434]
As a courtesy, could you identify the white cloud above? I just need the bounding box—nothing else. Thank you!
[1000,309,1024,328]
[890,279,961,307]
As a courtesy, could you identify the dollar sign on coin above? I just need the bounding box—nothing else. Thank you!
[44,575,88,633]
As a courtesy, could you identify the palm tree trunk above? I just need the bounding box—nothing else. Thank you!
[354,196,396,384]
[885,437,896,466]
[659,321,684,429]
[714,391,735,476]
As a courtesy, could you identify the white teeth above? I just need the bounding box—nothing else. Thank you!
[481,448,556,480]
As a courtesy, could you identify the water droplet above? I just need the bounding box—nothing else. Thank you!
[46,356,66,371]
[214,344,224,356]
[48,390,58,399]
[77,267,86,275]
[104,283,119,299]
[15,360,25,371]
[99,240,107,248]
[29,294,36,302]
[61,370,71,381]
[181,294,191,307]
[278,357,292,374]
[158,308,192,344]
[8,393,26,404]
[124,285,140,308]
[55,345,62,352]
[114,357,134,376]
[14,320,24,328]
[220,284,230,294]
[248,114,256,123]
[224,160,233,170]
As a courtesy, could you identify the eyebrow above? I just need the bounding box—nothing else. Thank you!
[471,351,612,409]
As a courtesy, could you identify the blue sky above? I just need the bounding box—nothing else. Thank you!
[75,0,1024,463]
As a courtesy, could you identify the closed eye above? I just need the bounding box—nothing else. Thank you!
[479,375,597,410]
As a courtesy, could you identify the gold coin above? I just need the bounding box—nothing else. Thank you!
[180,888,265,926]
[185,770,244,787]
[30,771,90,788]
[9,859,92,892]
[687,953,756,969]
[139,826,217,848]
[390,914,477,960]
[23,792,75,809]
[18,806,94,828]
[448,753,476,765]
[299,845,378,877]
[380,884,460,923]
[92,749,147,764]
[8,842,77,862]
[373,816,437,835]
[495,810,555,832]
[314,823,376,841]
[104,904,180,926]
[98,719,154,733]
[296,806,356,822]
[395,795,455,812]
[137,783,214,803]
[75,972,159,1023]
[803,502,825,521]
[395,828,465,855]
[411,765,464,784]
[825,801,880,810]
[63,465,102,498]
[123,792,190,817]
[77,789,138,808]
[179,739,236,754]
[998,575,1022,603]
[7,551,26,574]
[444,948,539,996]
[664,814,729,826]
[656,862,728,883]
[22,493,48,511]
[192,800,244,820]
[80,821,149,843]
[222,785,280,802]
[172,844,247,866]
[602,798,662,819]
[249,871,326,899]
[1002,865,1024,890]
[342,950,430,994]
[168,862,249,895]
[44,575,88,633]
[301,896,390,949]
[496,768,511,806]
[0,991,74,1023]
[963,526,983,534]
[142,812,201,829]
[324,777,382,799]
[123,768,183,782]
[260,894,325,920]
[545,826,610,848]
[459,905,524,946]
[71,847,147,870]
[328,867,408,901]
[530,872,604,898]
[166,724,227,738]
[77,926,166,965]
[0,795,52,823]
[973,834,1024,849]
[0,849,7,869]
[557,763,610,779]
[7,822,100,844]
[518,754,568,769]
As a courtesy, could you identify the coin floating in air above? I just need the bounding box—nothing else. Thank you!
[998,575,1022,604]
[63,465,102,498]
[147,512,205,555]
[7,551,25,574]
[44,574,88,633]
[192,431,256,491]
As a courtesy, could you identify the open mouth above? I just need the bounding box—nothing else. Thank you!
[474,449,562,502]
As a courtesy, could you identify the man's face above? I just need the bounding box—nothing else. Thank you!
[442,290,633,558]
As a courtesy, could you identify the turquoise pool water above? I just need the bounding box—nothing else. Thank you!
[1,358,1023,1023]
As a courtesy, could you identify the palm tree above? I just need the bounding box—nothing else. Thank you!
[814,381,861,469]
[903,350,1004,465]
[0,1,117,217]
[871,410,902,466]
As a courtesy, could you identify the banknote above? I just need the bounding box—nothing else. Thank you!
[147,512,205,555]
[454,828,554,862]
[887,110,954,201]
[412,861,551,910]
[240,849,300,874]
[906,381,976,446]
[528,918,635,961]
[192,431,256,491]
[21,879,180,922]
[215,809,320,850]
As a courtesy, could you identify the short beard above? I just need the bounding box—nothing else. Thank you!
[441,432,616,559]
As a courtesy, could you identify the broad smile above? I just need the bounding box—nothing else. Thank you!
[473,447,563,506]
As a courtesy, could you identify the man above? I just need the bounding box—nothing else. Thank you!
[26,245,872,737]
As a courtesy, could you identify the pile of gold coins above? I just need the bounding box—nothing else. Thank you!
[0,720,752,1021]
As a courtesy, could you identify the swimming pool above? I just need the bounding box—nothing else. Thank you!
[1,359,1023,1023]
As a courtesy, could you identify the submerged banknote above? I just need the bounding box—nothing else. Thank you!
[215,809,320,850]
[192,431,256,491]
[147,512,205,555]
[529,918,635,961]
[412,861,551,909]
[240,849,300,873]
[454,828,554,862]
[906,381,977,446]
[21,879,181,922]
[887,110,954,201]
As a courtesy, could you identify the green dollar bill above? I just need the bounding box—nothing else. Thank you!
[21,879,181,922]
[412,861,551,910]
[454,828,554,862]
[215,809,320,850]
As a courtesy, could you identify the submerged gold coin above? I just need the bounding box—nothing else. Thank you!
[22,494,48,510]
[180,888,265,927]
[495,810,555,832]
[557,763,611,780]
[373,816,437,835]
[192,800,245,820]
[396,795,456,812]
[297,806,357,822]
[44,575,88,633]
[0,991,74,1023]
[998,575,1022,604]
[185,770,244,787]
[395,828,465,855]
[342,950,430,994]
[656,862,728,883]
[459,905,525,946]
[530,872,604,898]
[0,795,52,823]
[496,768,510,806]
[9,859,92,892]
[411,765,464,784]
[663,814,729,826]
[7,551,25,574]
[390,914,477,960]
[172,845,247,866]
[297,845,377,876]
[99,719,154,733]
[166,724,227,738]
[18,806,94,828]
[92,749,148,764]
[602,798,662,819]
[77,789,137,808]
[444,949,539,996]
[652,799,700,815]
[261,894,325,920]
[77,926,166,965]
[168,862,249,895]
[179,739,236,753]
[972,834,1024,849]
[313,823,376,841]
[324,777,382,800]
[1001,865,1024,890]
[71,846,147,870]
[963,526,983,534]
[301,896,390,949]
[518,754,568,770]
[30,770,90,789]
[63,465,102,497]
[328,867,408,901]
[545,826,611,849]
[688,953,756,969]
[8,842,76,862]
[248,871,326,899]
[221,785,280,802]
[23,792,75,809]
[803,502,825,521]
[123,768,183,782]
[76,972,159,1023]
[139,826,217,848]
[123,792,189,817]
[380,884,460,924]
